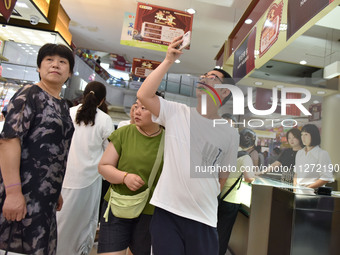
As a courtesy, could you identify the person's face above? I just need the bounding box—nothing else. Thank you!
[133,100,152,127]
[301,131,312,147]
[38,55,72,84]
[287,132,300,148]
[196,70,229,105]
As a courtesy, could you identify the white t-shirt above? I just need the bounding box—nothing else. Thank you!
[62,104,114,189]
[117,120,130,129]
[295,146,334,186]
[150,97,239,227]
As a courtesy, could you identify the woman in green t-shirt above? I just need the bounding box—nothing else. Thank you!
[97,99,164,255]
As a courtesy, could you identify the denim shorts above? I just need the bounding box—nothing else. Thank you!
[97,201,152,255]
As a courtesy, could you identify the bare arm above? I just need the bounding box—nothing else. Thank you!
[0,138,27,221]
[219,178,227,192]
[307,180,329,189]
[98,142,145,191]
[137,36,183,117]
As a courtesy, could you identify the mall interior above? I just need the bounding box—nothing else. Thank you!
[1,0,340,255]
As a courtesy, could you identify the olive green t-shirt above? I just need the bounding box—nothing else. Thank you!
[104,124,163,215]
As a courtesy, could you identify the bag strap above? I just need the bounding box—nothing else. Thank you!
[147,131,164,188]
[219,173,243,202]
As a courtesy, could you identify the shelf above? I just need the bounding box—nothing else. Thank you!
[0,55,8,61]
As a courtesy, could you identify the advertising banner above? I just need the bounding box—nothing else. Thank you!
[287,0,333,40]
[0,0,17,22]
[259,1,284,57]
[131,3,193,52]
[132,58,161,78]
[233,27,256,81]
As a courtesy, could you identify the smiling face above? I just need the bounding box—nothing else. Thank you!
[133,99,153,128]
[37,55,72,85]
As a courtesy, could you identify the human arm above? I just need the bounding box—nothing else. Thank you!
[137,36,183,117]
[0,138,27,221]
[306,180,329,189]
[56,194,63,211]
[98,142,145,191]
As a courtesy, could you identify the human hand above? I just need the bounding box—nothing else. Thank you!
[165,36,184,64]
[56,194,63,211]
[124,173,145,191]
[2,192,27,221]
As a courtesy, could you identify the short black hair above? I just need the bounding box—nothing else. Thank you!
[286,128,303,147]
[37,43,74,74]
[239,128,256,148]
[301,124,321,146]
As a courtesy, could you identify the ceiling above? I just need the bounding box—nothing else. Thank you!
[59,0,252,75]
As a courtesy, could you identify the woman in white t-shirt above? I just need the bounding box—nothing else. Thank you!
[294,124,334,190]
[56,81,114,255]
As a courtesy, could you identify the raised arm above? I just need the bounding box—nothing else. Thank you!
[137,36,183,117]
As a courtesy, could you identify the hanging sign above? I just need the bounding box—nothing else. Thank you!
[132,58,161,77]
[0,0,17,22]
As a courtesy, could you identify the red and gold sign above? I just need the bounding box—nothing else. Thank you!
[0,0,18,22]
[132,58,161,78]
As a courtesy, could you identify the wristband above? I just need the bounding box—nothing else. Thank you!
[5,182,21,189]
[122,172,128,184]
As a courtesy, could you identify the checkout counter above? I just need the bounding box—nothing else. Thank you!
[228,175,340,255]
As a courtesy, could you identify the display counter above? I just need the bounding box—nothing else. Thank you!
[228,176,340,255]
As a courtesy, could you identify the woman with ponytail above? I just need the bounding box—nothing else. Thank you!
[57,81,114,255]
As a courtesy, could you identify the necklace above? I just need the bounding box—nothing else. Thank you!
[139,126,161,137]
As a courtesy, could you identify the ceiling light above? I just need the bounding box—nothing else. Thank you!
[186,8,196,14]
[245,19,253,24]
[313,100,320,104]
[175,59,181,64]
[254,81,263,86]
[16,2,29,8]
[7,67,13,70]
[300,60,307,65]
[317,91,325,95]
[215,65,221,69]
[323,61,340,79]
[276,85,284,88]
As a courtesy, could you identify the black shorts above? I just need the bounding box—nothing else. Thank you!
[150,207,219,255]
[97,201,152,255]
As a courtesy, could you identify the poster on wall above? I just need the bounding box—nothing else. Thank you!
[232,27,256,81]
[120,12,136,46]
[259,1,284,57]
[131,3,193,52]
[287,0,333,40]
[132,58,161,78]
[308,103,322,121]
[0,0,17,22]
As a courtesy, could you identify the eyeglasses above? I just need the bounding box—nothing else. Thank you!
[199,73,223,84]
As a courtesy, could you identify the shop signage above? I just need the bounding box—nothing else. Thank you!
[287,0,333,40]
[132,58,161,78]
[0,0,17,22]
[132,3,193,52]
[232,27,256,81]
[259,1,284,57]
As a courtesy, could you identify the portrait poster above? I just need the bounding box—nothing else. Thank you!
[259,1,284,57]
[132,2,193,52]
[287,0,333,40]
[132,58,161,78]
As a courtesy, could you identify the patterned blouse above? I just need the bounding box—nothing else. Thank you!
[0,84,74,255]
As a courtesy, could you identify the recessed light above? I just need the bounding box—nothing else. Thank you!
[175,59,181,64]
[300,60,307,65]
[245,19,253,24]
[16,2,29,8]
[215,65,221,69]
[313,100,320,104]
[186,8,196,14]
[254,81,263,86]
[317,91,325,95]
[276,85,284,88]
